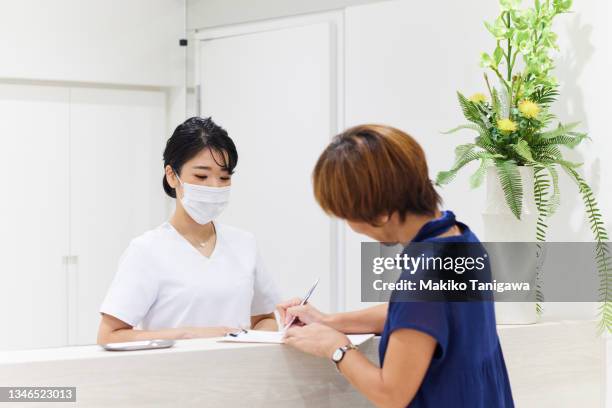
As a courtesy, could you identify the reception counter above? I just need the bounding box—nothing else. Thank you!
[0,335,379,407]
[0,320,606,407]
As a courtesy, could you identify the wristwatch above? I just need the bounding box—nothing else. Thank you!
[331,343,358,371]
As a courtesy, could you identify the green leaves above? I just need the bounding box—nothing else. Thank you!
[494,159,524,219]
[538,132,588,148]
[480,52,494,69]
[530,85,559,107]
[500,0,521,11]
[513,29,532,53]
[442,124,486,135]
[484,18,508,39]
[534,144,562,162]
[457,92,485,125]
[480,0,569,99]
[435,145,501,187]
[435,143,478,185]
[533,165,551,240]
[553,0,573,13]
[493,45,505,66]
[512,139,534,163]
[533,164,551,314]
[547,164,561,214]
[561,165,612,334]
[470,158,490,188]
[539,122,580,139]
[490,87,502,117]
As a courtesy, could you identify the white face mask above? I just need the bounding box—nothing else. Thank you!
[175,174,230,225]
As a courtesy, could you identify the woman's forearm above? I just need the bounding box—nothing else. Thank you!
[97,327,192,344]
[336,350,412,408]
[323,303,388,334]
[335,328,433,407]
[253,317,277,331]
[97,326,236,344]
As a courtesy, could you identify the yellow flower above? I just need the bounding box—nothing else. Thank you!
[497,118,518,133]
[518,99,541,119]
[469,93,487,104]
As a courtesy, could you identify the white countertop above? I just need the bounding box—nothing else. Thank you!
[0,333,374,366]
[0,320,600,366]
[0,337,273,365]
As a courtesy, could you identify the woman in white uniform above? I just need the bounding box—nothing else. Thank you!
[97,117,280,343]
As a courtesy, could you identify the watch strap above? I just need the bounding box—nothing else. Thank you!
[332,343,358,371]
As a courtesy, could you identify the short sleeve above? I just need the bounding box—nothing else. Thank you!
[99,242,158,327]
[387,301,450,360]
[250,244,281,316]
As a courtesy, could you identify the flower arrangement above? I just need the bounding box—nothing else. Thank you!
[435,0,611,331]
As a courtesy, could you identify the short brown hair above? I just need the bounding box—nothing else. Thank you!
[313,124,441,224]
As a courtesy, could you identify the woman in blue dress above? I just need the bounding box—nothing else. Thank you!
[278,124,514,407]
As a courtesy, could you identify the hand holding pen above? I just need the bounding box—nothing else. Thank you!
[276,279,327,330]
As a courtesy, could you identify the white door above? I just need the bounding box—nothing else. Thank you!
[70,88,168,345]
[197,19,340,310]
[0,84,70,350]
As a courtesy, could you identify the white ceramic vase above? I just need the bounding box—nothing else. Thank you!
[482,166,539,325]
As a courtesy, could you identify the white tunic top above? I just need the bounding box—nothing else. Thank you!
[100,222,280,330]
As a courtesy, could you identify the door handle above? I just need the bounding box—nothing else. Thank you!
[63,255,79,345]
[62,255,78,265]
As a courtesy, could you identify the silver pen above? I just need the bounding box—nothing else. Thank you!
[283,278,320,331]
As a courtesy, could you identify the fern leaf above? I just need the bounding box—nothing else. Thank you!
[533,164,551,314]
[513,139,535,163]
[436,150,499,186]
[552,158,583,168]
[539,122,580,140]
[476,136,500,155]
[546,164,561,215]
[530,85,559,106]
[533,144,562,162]
[457,92,485,125]
[436,170,458,185]
[491,87,501,117]
[454,143,476,160]
[494,159,524,219]
[470,158,490,189]
[436,148,477,186]
[561,165,612,333]
[499,84,511,119]
[536,132,587,148]
[533,165,550,239]
[442,124,487,135]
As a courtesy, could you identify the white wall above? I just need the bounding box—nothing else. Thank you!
[0,0,188,141]
[187,0,384,29]
[343,0,495,310]
[0,0,184,87]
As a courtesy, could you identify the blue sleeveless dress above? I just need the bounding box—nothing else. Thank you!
[378,211,514,407]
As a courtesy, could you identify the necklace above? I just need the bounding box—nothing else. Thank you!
[193,223,216,249]
[170,220,216,252]
[198,235,213,248]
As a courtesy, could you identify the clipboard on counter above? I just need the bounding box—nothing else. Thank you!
[219,330,374,346]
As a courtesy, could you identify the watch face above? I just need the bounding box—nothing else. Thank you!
[332,348,344,362]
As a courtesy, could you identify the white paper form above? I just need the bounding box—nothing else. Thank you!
[219,330,374,346]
